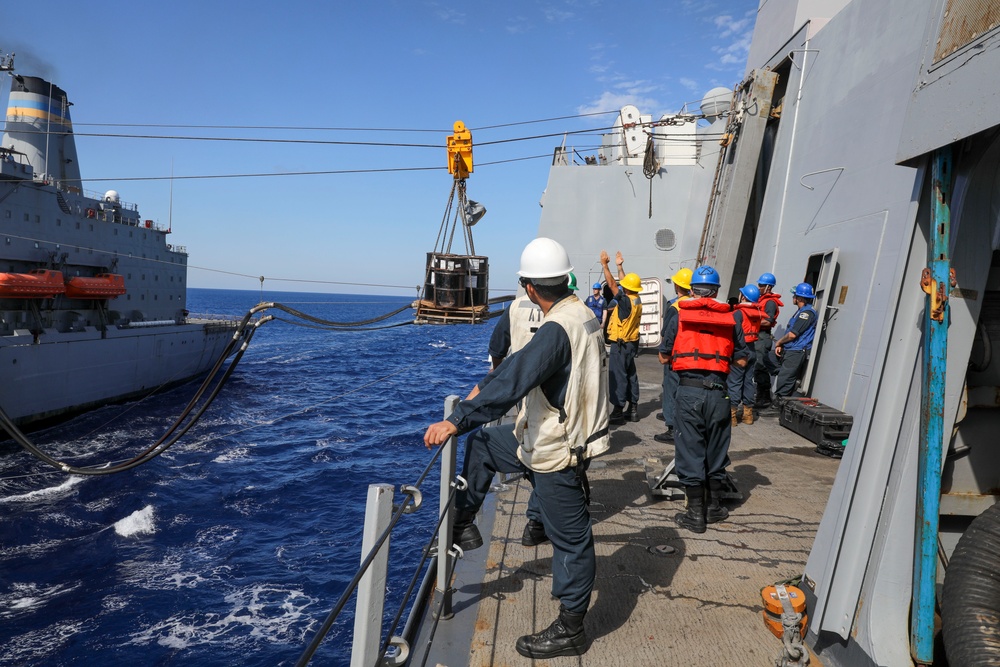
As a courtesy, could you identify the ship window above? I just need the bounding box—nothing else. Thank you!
[23,213,29,221]
[155,275,158,281]
[129,230,133,238]
[4,238,9,244]
[56,219,61,226]
[154,295,158,300]
[89,224,94,231]
[114,229,118,236]
[76,221,80,229]
[127,273,131,279]
[142,274,145,281]
[141,294,145,300]
[35,215,40,223]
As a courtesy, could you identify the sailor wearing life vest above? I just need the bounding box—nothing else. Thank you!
[728,284,762,426]
[654,267,693,443]
[771,282,818,400]
[659,266,750,534]
[754,273,783,408]
[600,250,643,424]
[424,238,610,659]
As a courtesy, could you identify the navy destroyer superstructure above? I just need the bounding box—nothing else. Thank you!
[0,67,236,427]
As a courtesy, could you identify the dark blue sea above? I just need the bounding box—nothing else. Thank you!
[0,288,496,666]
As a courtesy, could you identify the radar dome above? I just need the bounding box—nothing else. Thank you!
[103,190,120,204]
[700,87,732,120]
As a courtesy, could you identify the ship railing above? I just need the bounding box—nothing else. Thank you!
[296,395,466,667]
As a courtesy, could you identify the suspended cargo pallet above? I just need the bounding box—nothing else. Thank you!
[415,252,491,324]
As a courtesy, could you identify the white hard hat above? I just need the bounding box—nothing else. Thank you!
[517,237,573,280]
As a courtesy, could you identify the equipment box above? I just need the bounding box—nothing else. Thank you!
[779,398,852,446]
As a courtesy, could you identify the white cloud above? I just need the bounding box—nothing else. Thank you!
[577,89,661,117]
[680,77,700,91]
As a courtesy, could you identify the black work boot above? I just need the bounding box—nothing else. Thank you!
[515,607,588,658]
[673,485,706,533]
[627,401,639,422]
[609,406,625,425]
[452,509,483,551]
[521,519,549,546]
[653,426,674,443]
[705,479,730,524]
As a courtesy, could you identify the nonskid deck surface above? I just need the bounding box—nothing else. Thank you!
[431,351,839,666]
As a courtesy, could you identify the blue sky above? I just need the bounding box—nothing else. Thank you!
[3,1,757,296]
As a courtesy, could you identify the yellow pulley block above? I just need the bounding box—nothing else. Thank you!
[447,120,473,180]
[761,584,808,639]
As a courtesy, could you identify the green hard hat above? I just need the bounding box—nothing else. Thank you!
[568,272,578,290]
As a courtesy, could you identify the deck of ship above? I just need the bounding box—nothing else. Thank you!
[421,350,840,666]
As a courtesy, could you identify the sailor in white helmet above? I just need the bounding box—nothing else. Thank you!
[424,237,610,659]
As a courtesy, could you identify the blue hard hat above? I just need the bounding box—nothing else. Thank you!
[757,272,777,286]
[739,284,761,303]
[792,282,815,299]
[691,265,721,287]
[592,282,602,290]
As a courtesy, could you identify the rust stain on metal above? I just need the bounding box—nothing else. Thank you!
[934,0,1000,63]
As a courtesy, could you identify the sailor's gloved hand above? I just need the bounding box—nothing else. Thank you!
[424,420,458,448]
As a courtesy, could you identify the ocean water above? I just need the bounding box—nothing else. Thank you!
[0,288,495,666]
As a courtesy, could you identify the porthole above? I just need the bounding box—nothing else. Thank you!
[655,228,677,251]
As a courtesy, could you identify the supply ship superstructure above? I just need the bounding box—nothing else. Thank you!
[0,65,237,428]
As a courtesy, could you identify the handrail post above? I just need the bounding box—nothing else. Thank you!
[350,483,394,667]
[437,395,460,619]
[911,146,952,665]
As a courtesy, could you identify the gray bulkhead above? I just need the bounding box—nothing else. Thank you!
[727,0,1000,664]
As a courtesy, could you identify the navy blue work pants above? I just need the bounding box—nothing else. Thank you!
[610,340,639,408]
[773,348,808,398]
[727,356,757,407]
[674,384,732,486]
[661,366,679,427]
[456,423,595,614]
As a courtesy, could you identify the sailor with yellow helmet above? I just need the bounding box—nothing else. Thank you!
[654,267,693,443]
[600,249,643,424]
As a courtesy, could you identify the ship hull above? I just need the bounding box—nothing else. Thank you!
[0,321,235,427]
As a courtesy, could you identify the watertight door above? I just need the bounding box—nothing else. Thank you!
[801,247,840,395]
[638,277,664,349]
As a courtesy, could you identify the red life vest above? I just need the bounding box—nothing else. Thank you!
[735,302,762,343]
[757,293,784,330]
[672,298,736,373]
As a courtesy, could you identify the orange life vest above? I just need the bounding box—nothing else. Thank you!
[671,298,736,373]
[757,293,784,331]
[735,302,762,343]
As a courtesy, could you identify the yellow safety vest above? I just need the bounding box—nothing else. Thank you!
[607,294,642,342]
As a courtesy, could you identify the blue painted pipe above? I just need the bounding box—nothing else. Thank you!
[911,146,952,664]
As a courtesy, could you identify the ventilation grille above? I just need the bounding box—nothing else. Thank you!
[934,0,1000,63]
[655,228,676,251]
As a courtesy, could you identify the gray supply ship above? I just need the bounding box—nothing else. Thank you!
[0,62,237,428]
[528,0,1000,664]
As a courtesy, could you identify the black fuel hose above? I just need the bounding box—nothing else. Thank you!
[941,500,1000,665]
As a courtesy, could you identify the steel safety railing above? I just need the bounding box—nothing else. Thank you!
[294,395,466,667]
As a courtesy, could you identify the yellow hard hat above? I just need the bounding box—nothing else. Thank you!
[670,268,693,290]
[620,272,642,293]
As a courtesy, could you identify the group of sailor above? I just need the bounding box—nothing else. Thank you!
[422,237,818,658]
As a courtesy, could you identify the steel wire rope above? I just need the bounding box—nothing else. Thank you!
[376,484,462,667]
[1,311,268,474]
[298,407,468,665]
[265,301,414,327]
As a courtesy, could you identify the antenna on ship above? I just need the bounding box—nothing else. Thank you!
[0,51,13,72]
[168,158,174,233]
[414,121,494,325]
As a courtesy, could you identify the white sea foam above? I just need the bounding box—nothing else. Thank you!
[213,446,248,463]
[129,584,317,649]
[0,475,85,503]
[0,581,82,620]
[114,505,156,537]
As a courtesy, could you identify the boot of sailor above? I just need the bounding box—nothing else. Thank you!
[515,607,588,658]
[626,401,639,422]
[705,478,730,524]
[609,405,625,425]
[521,519,550,546]
[452,509,483,551]
[674,485,707,533]
[742,405,755,425]
[731,406,739,426]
